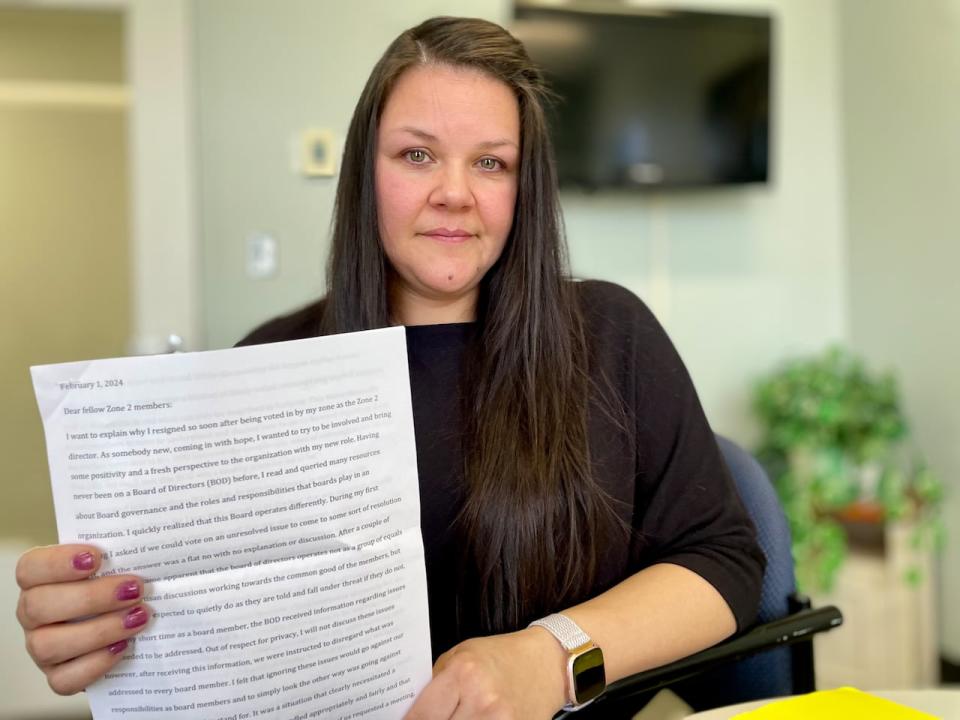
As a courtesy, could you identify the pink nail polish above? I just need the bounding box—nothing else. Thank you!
[123,606,148,629]
[72,552,95,571]
[107,640,129,655]
[116,581,140,601]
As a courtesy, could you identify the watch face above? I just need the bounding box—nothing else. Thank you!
[572,646,606,704]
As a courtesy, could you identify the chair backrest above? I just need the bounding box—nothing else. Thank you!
[715,435,796,626]
[558,435,839,718]
[674,435,798,710]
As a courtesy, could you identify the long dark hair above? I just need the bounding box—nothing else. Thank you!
[322,16,622,633]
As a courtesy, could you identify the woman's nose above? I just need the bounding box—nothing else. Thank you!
[429,164,474,210]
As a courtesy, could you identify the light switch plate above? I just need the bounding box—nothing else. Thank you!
[247,234,278,279]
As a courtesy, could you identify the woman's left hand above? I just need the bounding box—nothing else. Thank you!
[403,628,567,720]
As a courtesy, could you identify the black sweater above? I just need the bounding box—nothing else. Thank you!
[237,280,765,659]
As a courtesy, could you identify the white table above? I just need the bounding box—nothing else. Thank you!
[685,689,960,718]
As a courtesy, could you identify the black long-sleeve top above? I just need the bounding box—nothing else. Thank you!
[237,280,765,659]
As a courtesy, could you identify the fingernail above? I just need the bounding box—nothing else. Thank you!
[123,606,148,629]
[107,640,129,655]
[73,552,95,571]
[116,581,140,601]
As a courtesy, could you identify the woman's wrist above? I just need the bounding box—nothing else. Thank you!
[520,625,570,711]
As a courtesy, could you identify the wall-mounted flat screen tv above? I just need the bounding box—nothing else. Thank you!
[512,4,772,190]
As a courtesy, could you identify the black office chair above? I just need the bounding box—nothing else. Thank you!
[560,435,843,718]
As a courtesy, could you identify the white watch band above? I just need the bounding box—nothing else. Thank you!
[529,613,592,651]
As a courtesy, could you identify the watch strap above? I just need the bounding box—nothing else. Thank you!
[529,613,604,711]
[529,613,592,651]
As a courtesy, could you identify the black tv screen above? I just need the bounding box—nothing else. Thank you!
[512,5,772,190]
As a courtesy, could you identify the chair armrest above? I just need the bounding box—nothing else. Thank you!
[556,606,843,717]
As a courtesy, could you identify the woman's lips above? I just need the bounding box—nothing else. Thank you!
[420,228,474,242]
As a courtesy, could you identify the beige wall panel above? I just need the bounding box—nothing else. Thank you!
[839,0,960,659]
[0,105,129,545]
[0,8,124,83]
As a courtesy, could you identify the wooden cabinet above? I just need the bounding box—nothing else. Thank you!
[812,521,938,689]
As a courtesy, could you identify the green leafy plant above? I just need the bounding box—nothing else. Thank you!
[753,347,945,593]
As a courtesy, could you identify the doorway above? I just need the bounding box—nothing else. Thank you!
[0,7,130,545]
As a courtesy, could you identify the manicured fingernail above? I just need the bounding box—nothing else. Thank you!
[107,640,129,655]
[116,581,140,601]
[73,552,95,571]
[123,606,148,629]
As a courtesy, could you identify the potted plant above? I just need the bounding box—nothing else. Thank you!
[752,347,945,593]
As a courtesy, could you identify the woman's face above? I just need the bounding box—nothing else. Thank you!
[375,64,520,323]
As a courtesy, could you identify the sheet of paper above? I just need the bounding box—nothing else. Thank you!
[31,327,432,720]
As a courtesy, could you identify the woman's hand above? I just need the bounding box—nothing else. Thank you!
[404,628,567,720]
[15,544,151,695]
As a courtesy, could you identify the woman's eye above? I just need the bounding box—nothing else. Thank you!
[405,149,430,164]
[478,157,502,171]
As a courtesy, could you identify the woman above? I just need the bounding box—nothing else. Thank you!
[15,17,764,719]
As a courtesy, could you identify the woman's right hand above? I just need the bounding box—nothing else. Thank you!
[15,544,151,695]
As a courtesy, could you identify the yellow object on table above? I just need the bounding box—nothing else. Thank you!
[732,687,939,719]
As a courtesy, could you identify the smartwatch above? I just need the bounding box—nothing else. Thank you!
[529,613,606,710]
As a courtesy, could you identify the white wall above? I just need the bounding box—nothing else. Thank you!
[194,0,848,449]
[193,0,509,351]
[838,0,960,661]
[563,0,848,442]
